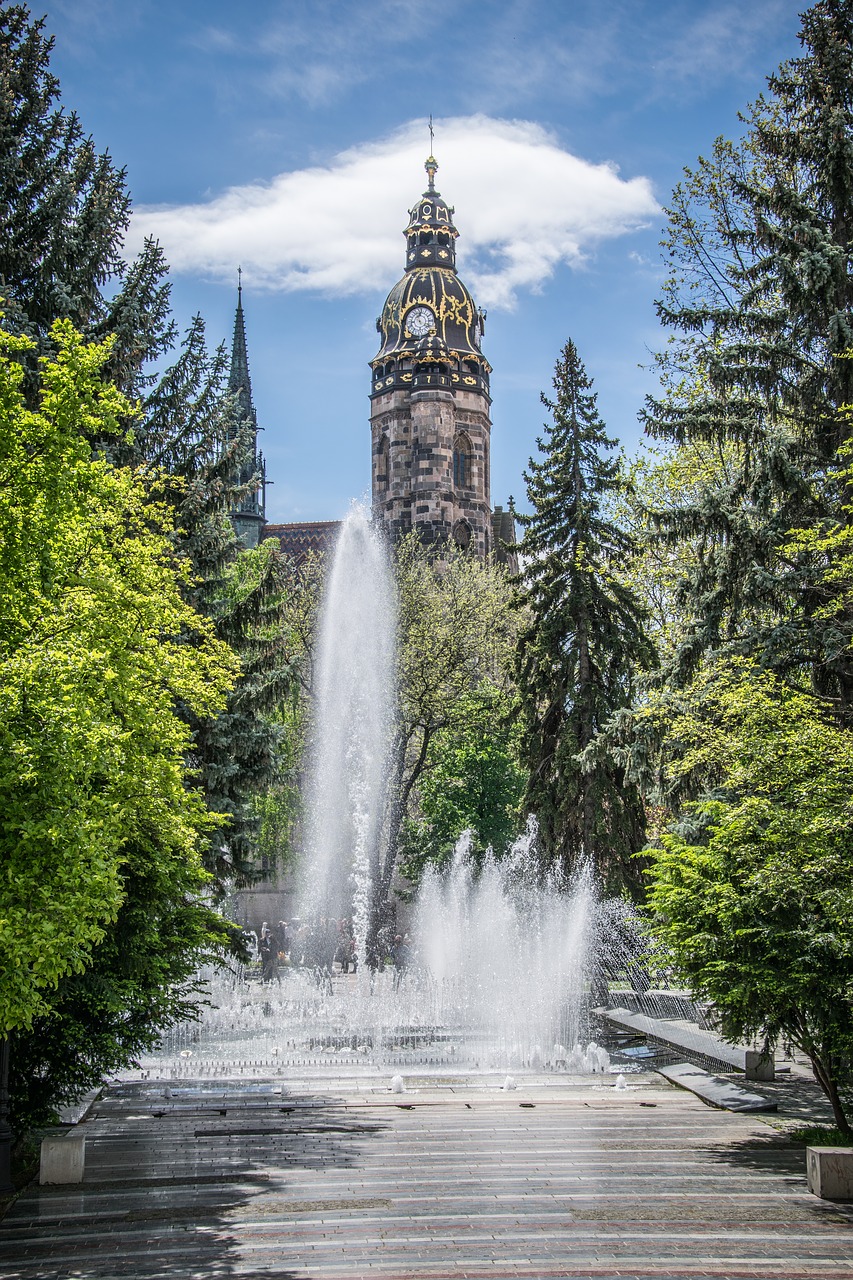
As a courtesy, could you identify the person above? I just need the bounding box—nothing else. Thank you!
[259,921,278,983]
[390,933,411,989]
[277,919,290,965]
[336,917,356,973]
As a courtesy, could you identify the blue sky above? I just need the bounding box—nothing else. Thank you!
[39,0,806,523]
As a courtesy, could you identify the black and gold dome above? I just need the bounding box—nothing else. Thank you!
[371,156,489,399]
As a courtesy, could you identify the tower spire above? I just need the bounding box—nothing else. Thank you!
[229,269,252,411]
[227,276,266,548]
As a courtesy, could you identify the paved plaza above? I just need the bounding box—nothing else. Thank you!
[2,1073,853,1280]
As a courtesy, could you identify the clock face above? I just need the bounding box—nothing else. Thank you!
[406,306,435,338]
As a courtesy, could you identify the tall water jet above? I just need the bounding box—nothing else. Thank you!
[298,504,397,967]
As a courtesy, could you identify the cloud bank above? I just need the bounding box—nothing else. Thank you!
[129,116,659,309]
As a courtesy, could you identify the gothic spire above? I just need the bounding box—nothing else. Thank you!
[226,271,266,547]
[228,266,256,427]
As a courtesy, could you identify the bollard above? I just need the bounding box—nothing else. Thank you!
[744,1050,775,1081]
[40,1131,85,1184]
[807,1147,853,1201]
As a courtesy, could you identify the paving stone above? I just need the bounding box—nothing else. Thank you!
[1,1080,852,1279]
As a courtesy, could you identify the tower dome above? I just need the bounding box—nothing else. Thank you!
[371,154,489,400]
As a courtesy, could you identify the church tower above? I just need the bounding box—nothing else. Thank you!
[370,154,492,556]
[228,277,267,548]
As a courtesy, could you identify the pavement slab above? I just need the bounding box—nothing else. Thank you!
[2,1078,852,1280]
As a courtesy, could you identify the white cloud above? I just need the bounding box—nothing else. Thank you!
[128,115,659,310]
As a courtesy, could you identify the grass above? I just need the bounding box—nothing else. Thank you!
[789,1124,853,1147]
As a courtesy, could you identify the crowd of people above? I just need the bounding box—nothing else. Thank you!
[251,917,412,986]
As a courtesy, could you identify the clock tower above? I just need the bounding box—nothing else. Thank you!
[370,154,492,556]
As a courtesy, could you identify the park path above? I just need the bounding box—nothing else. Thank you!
[2,1077,852,1280]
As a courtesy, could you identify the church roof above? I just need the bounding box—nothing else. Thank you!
[263,521,341,562]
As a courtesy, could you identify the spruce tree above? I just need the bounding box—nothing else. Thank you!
[0,6,173,392]
[513,341,655,894]
[644,0,853,716]
[137,314,295,889]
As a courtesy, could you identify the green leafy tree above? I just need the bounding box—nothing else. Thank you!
[0,11,298,1129]
[643,0,853,713]
[251,551,328,875]
[355,538,518,954]
[10,327,298,1131]
[0,322,236,1042]
[646,663,853,1134]
[618,439,742,664]
[513,340,655,893]
[400,682,524,880]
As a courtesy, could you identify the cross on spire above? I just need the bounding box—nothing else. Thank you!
[425,116,438,192]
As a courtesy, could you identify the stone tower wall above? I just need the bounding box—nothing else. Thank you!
[371,383,492,557]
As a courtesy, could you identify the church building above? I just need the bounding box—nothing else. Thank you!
[237,154,514,562]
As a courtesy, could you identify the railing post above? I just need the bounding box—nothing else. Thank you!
[0,1037,14,1194]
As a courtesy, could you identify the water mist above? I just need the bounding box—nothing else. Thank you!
[298,504,396,968]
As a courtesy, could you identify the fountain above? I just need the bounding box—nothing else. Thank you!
[297,503,396,968]
[136,505,614,1085]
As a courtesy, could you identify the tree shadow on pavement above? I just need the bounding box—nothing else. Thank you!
[0,1081,390,1280]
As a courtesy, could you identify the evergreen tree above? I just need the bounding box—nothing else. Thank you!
[0,6,173,392]
[140,315,295,890]
[644,0,853,716]
[513,340,655,894]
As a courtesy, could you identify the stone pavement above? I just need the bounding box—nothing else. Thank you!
[2,1074,853,1280]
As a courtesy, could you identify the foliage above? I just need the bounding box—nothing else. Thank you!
[379,535,517,906]
[0,5,173,393]
[399,682,524,880]
[789,1125,853,1146]
[618,439,743,663]
[137,315,297,890]
[513,340,655,893]
[646,663,853,1133]
[0,323,236,1038]
[0,12,299,1131]
[642,1,853,712]
[247,550,326,875]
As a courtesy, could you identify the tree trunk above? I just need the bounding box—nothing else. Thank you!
[808,1051,853,1136]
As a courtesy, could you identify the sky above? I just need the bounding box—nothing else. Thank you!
[36,0,808,523]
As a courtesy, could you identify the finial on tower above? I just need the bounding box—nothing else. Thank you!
[425,114,437,192]
[237,264,243,302]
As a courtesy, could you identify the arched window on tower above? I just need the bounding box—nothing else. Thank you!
[453,520,472,550]
[377,434,390,490]
[453,433,472,489]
